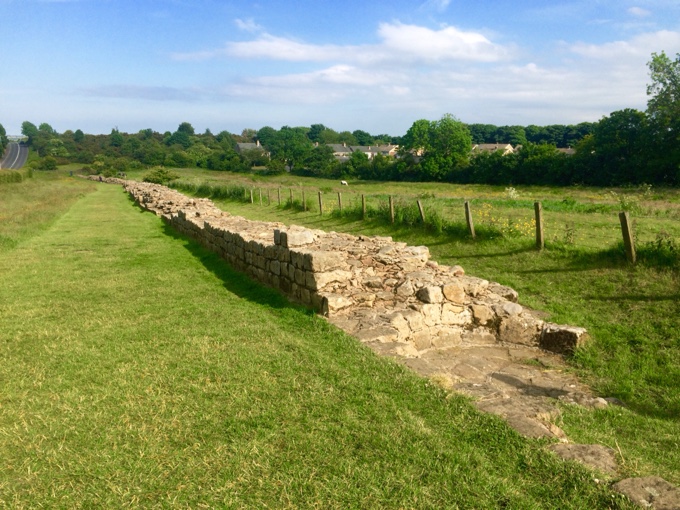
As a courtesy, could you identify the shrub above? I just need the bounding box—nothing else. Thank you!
[142,167,180,185]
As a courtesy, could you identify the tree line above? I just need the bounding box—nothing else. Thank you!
[7,51,679,187]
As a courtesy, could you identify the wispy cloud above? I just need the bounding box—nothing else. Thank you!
[80,85,200,102]
[172,21,508,64]
[420,0,451,13]
[628,6,652,18]
[235,18,263,33]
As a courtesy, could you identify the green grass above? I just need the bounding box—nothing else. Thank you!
[0,175,634,508]
[155,169,679,487]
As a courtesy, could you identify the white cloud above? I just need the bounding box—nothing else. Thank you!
[377,22,508,62]
[420,0,451,12]
[173,21,508,64]
[628,6,652,18]
[570,30,680,59]
[234,18,263,33]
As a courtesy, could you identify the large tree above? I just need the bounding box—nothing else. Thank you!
[401,114,472,181]
[646,51,680,183]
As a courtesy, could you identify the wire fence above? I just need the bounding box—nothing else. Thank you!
[172,180,680,266]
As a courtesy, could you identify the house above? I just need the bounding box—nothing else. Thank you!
[327,143,399,162]
[236,140,270,158]
[471,143,515,156]
[557,148,576,156]
[327,143,353,162]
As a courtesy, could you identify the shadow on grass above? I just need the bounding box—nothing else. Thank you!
[160,222,311,315]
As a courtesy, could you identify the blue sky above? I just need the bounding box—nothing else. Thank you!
[1,0,679,137]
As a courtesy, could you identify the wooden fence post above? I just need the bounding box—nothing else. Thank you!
[289,188,293,204]
[318,191,323,215]
[389,196,395,224]
[464,201,476,239]
[534,201,544,250]
[338,192,342,213]
[362,194,366,219]
[619,212,636,263]
[250,189,254,204]
[267,189,271,206]
[417,200,426,223]
[277,188,281,206]
[259,188,262,206]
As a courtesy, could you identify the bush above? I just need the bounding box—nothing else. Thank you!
[142,167,180,185]
[0,170,23,184]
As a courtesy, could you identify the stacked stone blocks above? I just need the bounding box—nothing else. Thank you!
[127,181,588,356]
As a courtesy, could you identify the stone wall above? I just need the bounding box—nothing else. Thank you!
[123,179,588,357]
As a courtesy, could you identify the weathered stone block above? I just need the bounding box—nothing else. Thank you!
[540,324,589,355]
[462,328,496,344]
[487,282,519,303]
[305,270,353,291]
[499,314,543,346]
[355,326,400,343]
[493,302,523,317]
[304,251,346,272]
[401,309,425,331]
[321,293,354,315]
[432,327,463,349]
[421,304,441,327]
[441,303,472,326]
[442,281,466,303]
[471,303,496,326]
[417,285,444,304]
[395,279,415,299]
[283,229,315,247]
[412,330,432,350]
[294,268,306,286]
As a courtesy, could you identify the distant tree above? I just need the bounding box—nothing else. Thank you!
[646,51,680,183]
[21,121,39,142]
[176,122,195,136]
[279,126,313,173]
[308,124,327,143]
[352,129,373,146]
[109,128,124,147]
[73,129,85,143]
[401,114,472,181]
[39,122,56,135]
[303,144,336,177]
[0,123,7,155]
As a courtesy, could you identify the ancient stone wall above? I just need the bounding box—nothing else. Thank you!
[124,180,588,357]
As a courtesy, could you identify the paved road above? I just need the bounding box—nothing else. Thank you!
[1,142,29,169]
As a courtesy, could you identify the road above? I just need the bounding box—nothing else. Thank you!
[0,142,29,170]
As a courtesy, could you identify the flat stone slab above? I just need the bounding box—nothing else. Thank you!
[549,444,618,476]
[612,476,680,509]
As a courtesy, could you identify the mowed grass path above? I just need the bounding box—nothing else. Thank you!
[0,182,632,508]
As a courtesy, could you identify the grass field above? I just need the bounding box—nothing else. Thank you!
[122,166,680,487]
[0,173,639,508]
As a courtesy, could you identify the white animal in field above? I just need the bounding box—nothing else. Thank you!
[340,180,348,186]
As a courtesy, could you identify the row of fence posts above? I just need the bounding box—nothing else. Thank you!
[248,188,637,264]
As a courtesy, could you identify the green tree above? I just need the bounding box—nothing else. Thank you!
[0,123,7,155]
[646,51,680,184]
[352,129,373,146]
[21,121,39,143]
[303,144,336,177]
[401,115,472,181]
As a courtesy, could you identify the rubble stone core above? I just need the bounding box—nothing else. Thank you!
[125,180,589,357]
